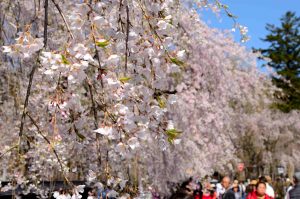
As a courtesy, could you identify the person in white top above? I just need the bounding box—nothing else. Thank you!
[285,185,293,199]
[266,183,275,198]
[216,182,225,199]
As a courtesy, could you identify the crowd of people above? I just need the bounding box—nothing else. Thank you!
[169,172,300,199]
[48,172,300,199]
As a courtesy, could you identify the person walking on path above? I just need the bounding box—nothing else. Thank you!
[232,184,241,199]
[245,180,257,197]
[203,182,216,199]
[220,176,235,199]
[246,181,273,199]
[286,172,300,199]
[259,176,275,198]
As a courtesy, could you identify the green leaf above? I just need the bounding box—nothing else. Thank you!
[222,4,229,9]
[119,77,131,84]
[165,129,182,144]
[96,40,110,48]
[170,57,184,66]
[61,54,70,65]
[157,96,166,108]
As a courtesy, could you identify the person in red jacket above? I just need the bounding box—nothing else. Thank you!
[246,181,274,199]
[202,183,217,199]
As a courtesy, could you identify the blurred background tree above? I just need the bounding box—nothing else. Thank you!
[258,11,300,112]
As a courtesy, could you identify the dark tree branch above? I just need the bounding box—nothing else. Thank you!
[43,0,48,47]
[87,80,98,129]
[19,58,40,137]
[92,37,104,88]
[124,5,130,73]
[154,89,177,97]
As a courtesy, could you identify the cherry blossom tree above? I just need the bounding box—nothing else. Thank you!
[0,0,299,198]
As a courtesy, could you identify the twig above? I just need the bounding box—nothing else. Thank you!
[86,2,104,166]
[87,80,98,129]
[19,58,40,137]
[0,144,18,159]
[137,0,172,60]
[87,81,102,165]
[118,0,124,32]
[92,36,104,88]
[51,0,74,39]
[87,3,104,88]
[43,0,48,47]
[26,112,73,186]
[124,5,130,73]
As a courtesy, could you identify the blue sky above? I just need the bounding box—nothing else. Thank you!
[200,0,300,50]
